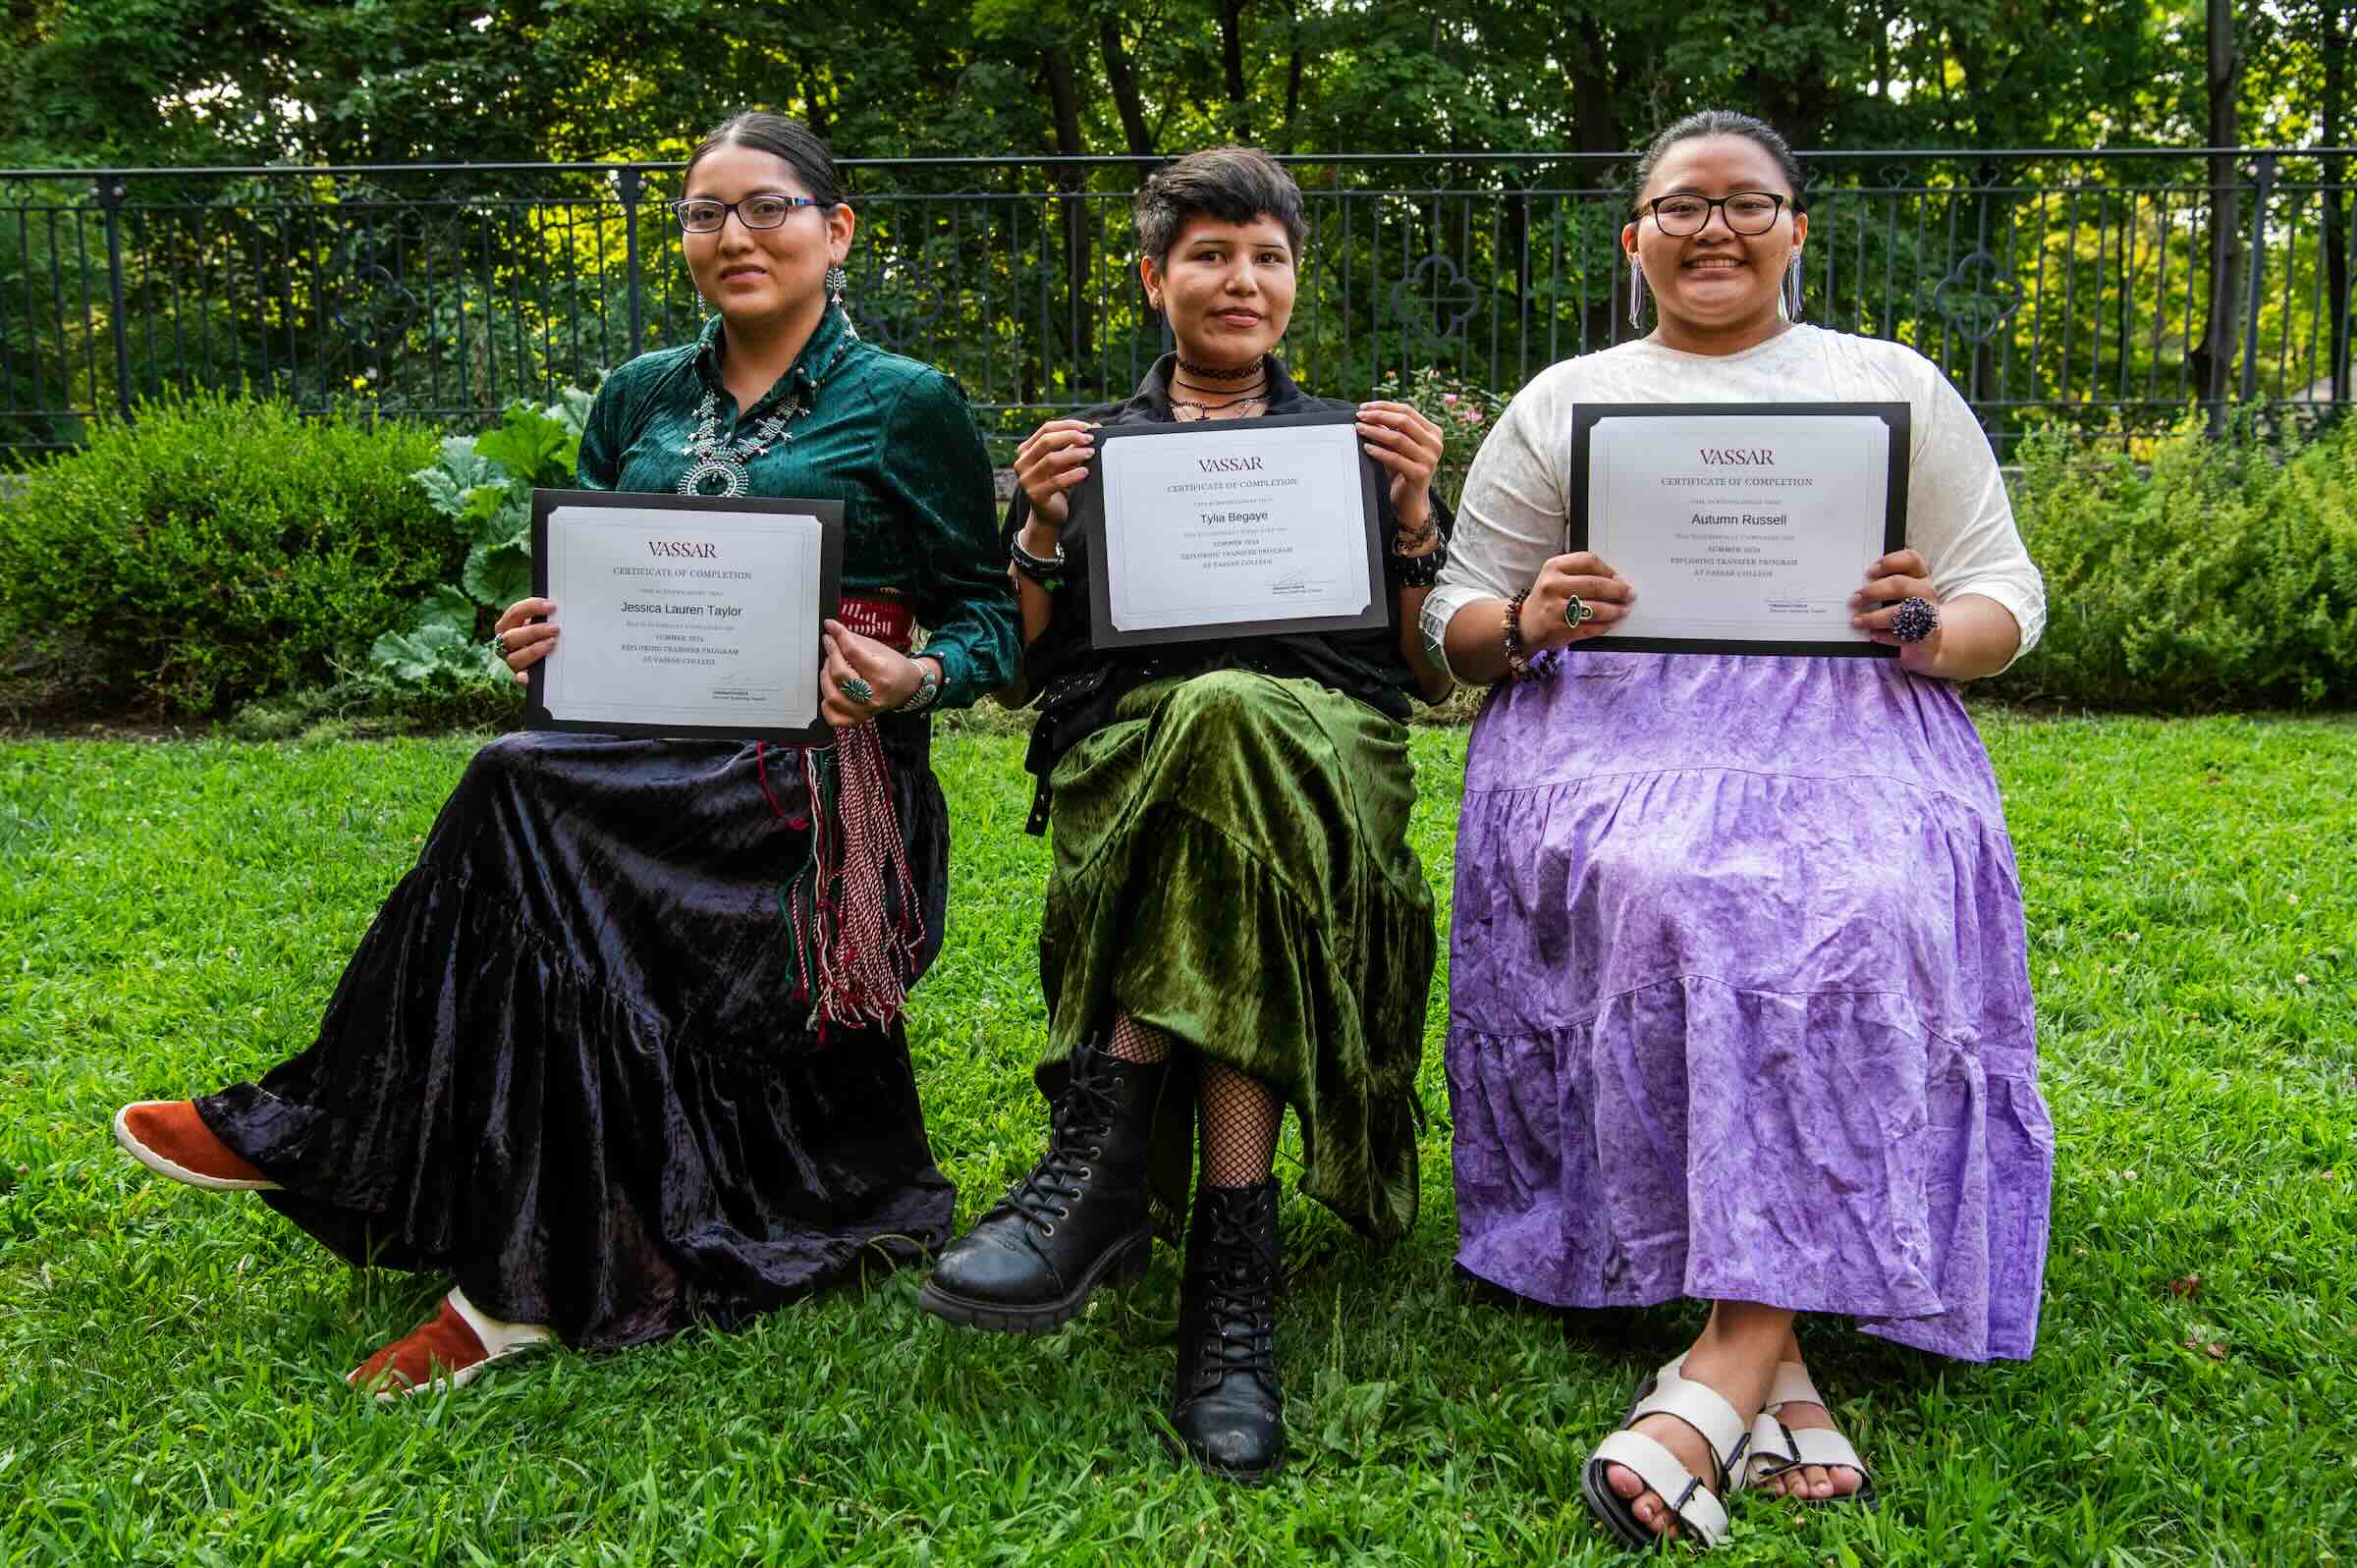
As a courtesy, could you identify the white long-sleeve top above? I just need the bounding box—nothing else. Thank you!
[1420,325,2047,682]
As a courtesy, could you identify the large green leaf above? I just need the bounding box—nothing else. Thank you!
[477,403,580,488]
[411,439,506,520]
[462,540,535,610]
[459,491,533,552]
[413,583,480,639]
[550,387,596,439]
[367,620,488,688]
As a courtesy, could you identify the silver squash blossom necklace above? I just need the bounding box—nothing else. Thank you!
[677,389,807,498]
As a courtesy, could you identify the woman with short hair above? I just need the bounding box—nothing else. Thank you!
[1425,110,2051,1549]
[917,146,1452,1484]
[111,113,1017,1395]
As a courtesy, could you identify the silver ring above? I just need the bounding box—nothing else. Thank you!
[490,632,510,658]
[1562,595,1596,627]
[838,675,875,706]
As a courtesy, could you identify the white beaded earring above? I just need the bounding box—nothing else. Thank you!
[1784,254,1805,323]
[1627,256,1649,330]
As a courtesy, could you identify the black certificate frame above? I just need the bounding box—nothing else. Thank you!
[1076,409,1389,652]
[1568,402,1910,660]
[525,488,847,745]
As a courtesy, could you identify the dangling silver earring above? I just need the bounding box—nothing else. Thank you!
[826,264,849,308]
[1627,257,1649,330]
[1784,256,1805,324]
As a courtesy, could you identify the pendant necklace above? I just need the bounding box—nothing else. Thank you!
[677,389,807,498]
[1170,377,1270,421]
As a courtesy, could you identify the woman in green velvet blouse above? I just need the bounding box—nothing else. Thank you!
[917,146,1452,1484]
[111,113,1017,1398]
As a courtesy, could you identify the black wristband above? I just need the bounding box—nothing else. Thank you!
[1010,527,1066,583]
[1387,537,1449,589]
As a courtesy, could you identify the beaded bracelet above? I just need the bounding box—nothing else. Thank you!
[1504,589,1539,682]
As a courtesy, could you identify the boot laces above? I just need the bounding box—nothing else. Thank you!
[991,1069,1122,1233]
[1190,1213,1278,1385]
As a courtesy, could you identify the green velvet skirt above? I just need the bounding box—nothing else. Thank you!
[1034,669,1435,1243]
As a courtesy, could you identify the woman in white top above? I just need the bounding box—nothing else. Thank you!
[1423,110,2052,1551]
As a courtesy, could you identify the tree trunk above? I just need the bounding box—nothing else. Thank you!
[1040,44,1095,365]
[1220,0,1249,137]
[2323,0,2351,402]
[1098,17,1155,158]
[1562,26,1625,348]
[2188,0,2243,431]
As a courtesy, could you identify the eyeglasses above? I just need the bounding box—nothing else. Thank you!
[673,195,829,234]
[1636,191,1800,237]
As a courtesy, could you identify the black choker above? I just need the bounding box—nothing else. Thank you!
[1176,356,1265,382]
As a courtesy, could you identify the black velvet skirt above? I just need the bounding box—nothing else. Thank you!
[195,721,954,1350]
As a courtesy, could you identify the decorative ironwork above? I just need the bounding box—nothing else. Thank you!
[0,149,2331,460]
[1932,251,2021,345]
[1391,253,1482,343]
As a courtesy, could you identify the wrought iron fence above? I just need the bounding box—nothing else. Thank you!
[0,148,2330,463]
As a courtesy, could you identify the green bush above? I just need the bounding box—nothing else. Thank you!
[0,391,448,715]
[1989,419,2357,710]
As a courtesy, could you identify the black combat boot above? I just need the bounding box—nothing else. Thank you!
[1168,1176,1285,1484]
[919,1039,1167,1331]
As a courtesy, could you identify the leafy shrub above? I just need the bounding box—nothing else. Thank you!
[369,392,588,695]
[0,391,446,715]
[1368,366,1507,506]
[1988,420,2357,710]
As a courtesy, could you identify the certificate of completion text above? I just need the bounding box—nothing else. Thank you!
[541,504,823,731]
[1100,422,1373,633]
[1587,411,1895,649]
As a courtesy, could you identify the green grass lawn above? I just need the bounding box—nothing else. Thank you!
[2,713,2352,1566]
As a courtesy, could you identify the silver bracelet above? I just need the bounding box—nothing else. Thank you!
[894,662,942,715]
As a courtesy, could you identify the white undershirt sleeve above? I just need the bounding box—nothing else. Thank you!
[1420,373,1571,684]
[1903,365,2047,667]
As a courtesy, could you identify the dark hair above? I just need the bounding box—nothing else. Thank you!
[1629,110,1805,211]
[1134,146,1307,266]
[683,112,846,207]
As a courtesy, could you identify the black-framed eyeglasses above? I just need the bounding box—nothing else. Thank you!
[672,195,830,234]
[1636,191,1800,237]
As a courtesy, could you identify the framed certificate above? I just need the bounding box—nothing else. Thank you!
[1074,410,1387,651]
[525,489,845,743]
[1569,403,1910,658]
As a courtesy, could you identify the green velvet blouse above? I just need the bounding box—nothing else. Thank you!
[575,306,1018,710]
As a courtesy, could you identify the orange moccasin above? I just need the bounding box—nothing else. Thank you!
[112,1101,279,1191]
[348,1300,494,1401]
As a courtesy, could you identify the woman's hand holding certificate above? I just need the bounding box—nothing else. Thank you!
[524,490,846,743]
[1515,552,1638,652]
[1568,403,1910,658]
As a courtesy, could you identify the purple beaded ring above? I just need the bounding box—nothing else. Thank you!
[1891,596,1940,644]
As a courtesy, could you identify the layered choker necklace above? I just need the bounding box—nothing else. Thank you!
[1176,356,1263,382]
[1171,355,1270,421]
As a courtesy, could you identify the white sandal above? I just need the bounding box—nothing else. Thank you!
[1741,1361,1878,1509]
[1580,1357,1753,1551]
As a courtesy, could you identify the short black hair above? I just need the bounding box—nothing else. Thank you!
[1134,146,1307,266]
[683,112,846,208]
[1629,111,1806,212]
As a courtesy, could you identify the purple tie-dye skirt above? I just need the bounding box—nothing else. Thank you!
[1445,650,2053,1361]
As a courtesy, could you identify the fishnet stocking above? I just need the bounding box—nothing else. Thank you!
[1107,1013,1173,1063]
[1197,1059,1280,1188]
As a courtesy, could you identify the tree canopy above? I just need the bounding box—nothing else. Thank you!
[0,0,2316,170]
